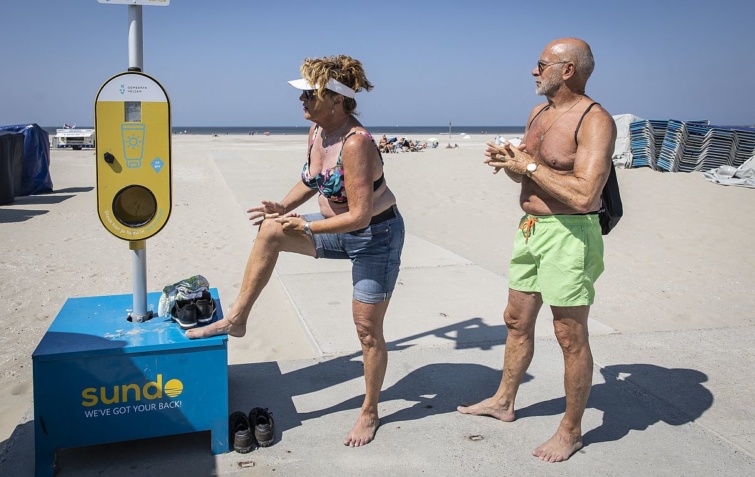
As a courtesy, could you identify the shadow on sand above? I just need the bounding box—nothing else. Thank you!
[0,187,94,223]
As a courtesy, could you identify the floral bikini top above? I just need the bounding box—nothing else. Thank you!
[301,125,385,203]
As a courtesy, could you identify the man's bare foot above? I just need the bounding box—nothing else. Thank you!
[343,412,379,447]
[185,318,246,339]
[457,397,515,422]
[532,428,583,462]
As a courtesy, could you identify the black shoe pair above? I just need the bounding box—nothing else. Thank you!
[228,407,275,453]
[250,407,275,448]
[171,291,216,329]
[229,411,254,453]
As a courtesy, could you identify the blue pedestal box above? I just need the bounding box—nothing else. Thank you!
[32,290,229,476]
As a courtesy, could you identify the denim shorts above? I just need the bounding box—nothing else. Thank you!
[302,206,405,304]
[509,214,604,306]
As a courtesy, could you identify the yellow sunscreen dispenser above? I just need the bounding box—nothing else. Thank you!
[95,71,171,241]
[32,6,229,475]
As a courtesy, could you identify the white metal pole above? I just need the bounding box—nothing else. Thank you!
[128,5,148,321]
[130,241,148,321]
[128,5,143,71]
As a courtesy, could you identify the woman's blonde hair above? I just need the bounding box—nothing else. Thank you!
[300,55,373,115]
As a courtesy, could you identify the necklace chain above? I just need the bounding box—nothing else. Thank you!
[539,96,584,141]
[322,117,352,141]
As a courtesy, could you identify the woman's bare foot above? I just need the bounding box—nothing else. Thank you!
[343,412,379,447]
[457,396,515,422]
[532,427,583,462]
[185,317,246,339]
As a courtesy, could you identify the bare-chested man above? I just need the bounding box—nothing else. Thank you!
[457,38,616,463]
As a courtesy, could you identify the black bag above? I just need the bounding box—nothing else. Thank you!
[599,162,623,235]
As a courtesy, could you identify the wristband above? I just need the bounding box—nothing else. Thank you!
[304,221,313,237]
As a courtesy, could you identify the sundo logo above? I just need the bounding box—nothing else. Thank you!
[81,374,183,407]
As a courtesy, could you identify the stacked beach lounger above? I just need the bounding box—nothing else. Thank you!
[629,119,755,172]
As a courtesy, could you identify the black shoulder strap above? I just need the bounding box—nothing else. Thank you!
[527,104,550,129]
[342,130,386,165]
[342,130,359,143]
[574,102,599,145]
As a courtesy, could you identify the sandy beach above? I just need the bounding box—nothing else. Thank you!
[1,133,754,473]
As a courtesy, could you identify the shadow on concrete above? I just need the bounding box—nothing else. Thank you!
[229,355,527,445]
[55,431,217,476]
[303,361,533,427]
[390,316,507,351]
[228,317,513,443]
[516,363,713,448]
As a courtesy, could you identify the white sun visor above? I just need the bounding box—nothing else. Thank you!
[287,78,356,98]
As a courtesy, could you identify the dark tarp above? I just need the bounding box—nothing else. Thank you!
[0,131,24,205]
[0,124,53,196]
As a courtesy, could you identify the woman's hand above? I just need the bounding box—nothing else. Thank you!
[275,215,307,235]
[247,200,286,225]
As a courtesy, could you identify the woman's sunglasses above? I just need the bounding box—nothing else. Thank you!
[303,89,317,101]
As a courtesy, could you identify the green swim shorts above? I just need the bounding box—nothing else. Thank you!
[508,214,604,306]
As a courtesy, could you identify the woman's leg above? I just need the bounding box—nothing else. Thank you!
[344,298,390,447]
[342,214,403,445]
[186,218,315,339]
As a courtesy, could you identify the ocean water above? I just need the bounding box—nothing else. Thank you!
[43,125,526,139]
[169,126,526,136]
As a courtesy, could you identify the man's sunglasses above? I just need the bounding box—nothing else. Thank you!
[537,60,568,74]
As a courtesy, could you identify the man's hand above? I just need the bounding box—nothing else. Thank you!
[484,141,533,176]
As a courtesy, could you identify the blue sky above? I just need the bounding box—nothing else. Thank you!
[1,0,753,127]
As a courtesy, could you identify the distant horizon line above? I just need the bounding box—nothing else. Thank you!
[41,124,527,129]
